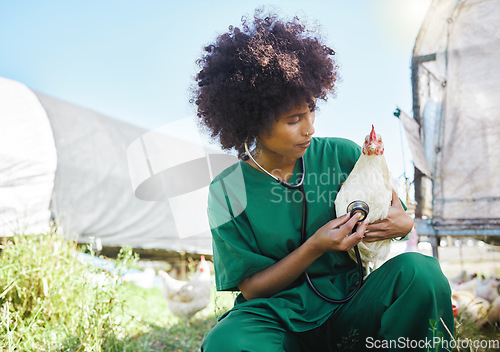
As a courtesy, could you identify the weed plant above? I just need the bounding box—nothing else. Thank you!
[0,231,133,351]
[0,231,234,351]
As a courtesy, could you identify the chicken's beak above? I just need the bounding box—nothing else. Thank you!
[365,142,377,153]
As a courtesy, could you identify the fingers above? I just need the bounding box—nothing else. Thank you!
[329,212,361,233]
[390,189,397,204]
[392,189,398,200]
[365,221,386,232]
[342,218,368,250]
[326,213,379,250]
[358,192,408,243]
[362,232,385,243]
[328,213,351,228]
[344,212,363,231]
[354,218,369,237]
[364,219,391,242]
[390,189,404,211]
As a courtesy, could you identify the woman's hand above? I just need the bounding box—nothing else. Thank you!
[238,212,369,300]
[363,190,414,243]
[308,212,369,256]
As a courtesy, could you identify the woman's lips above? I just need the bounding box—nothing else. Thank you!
[297,140,311,148]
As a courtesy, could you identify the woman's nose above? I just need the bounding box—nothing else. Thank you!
[307,125,315,136]
[304,116,315,136]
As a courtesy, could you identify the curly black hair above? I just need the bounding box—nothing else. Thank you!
[192,10,339,159]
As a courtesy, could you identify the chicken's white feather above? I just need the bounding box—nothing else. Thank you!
[334,126,393,273]
[158,257,212,320]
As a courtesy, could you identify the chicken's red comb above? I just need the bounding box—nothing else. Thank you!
[369,125,377,142]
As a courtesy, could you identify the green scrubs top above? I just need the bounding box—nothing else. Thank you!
[208,137,363,332]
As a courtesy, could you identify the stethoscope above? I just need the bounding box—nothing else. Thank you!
[245,144,368,303]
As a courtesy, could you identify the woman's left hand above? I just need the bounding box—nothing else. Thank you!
[363,190,414,243]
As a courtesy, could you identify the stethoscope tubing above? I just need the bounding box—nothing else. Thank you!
[297,183,364,303]
[262,156,365,304]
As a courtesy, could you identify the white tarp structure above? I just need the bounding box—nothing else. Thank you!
[0,76,236,253]
[408,0,500,239]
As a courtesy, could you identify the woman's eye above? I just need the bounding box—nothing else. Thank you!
[288,118,300,125]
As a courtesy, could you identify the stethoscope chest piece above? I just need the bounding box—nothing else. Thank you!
[347,200,369,222]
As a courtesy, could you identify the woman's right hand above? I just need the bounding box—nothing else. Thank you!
[308,213,368,255]
[237,212,368,301]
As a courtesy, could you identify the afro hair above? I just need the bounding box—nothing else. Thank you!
[192,10,339,158]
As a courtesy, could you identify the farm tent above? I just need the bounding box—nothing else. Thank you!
[0,76,236,254]
[408,0,500,235]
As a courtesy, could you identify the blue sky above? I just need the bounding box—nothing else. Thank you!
[0,0,431,187]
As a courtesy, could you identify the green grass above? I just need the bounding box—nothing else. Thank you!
[452,313,500,352]
[0,231,235,352]
[1,231,497,351]
[108,282,235,351]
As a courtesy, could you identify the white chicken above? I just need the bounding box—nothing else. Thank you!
[335,125,393,273]
[450,273,500,326]
[158,256,212,320]
[452,290,490,326]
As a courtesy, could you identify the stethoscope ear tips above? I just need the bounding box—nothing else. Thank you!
[347,200,369,222]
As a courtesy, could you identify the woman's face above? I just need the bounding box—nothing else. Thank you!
[257,99,316,165]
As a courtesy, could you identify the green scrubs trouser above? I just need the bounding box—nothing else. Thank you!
[201,253,454,352]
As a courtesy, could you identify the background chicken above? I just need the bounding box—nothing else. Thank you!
[335,125,393,272]
[158,256,212,320]
[449,272,500,326]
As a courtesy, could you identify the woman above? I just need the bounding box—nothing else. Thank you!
[193,11,453,351]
